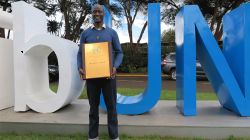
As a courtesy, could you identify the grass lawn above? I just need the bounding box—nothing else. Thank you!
[50,83,217,100]
[0,133,243,140]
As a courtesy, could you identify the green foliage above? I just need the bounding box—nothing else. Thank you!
[161,29,176,56]
[184,0,250,40]
[1,133,248,140]
[116,88,217,100]
[47,20,60,35]
[0,134,205,140]
[161,0,183,25]
[118,43,148,73]
[121,65,138,73]
[48,52,58,66]
[0,133,88,140]
[49,83,217,100]
[161,29,175,45]
[118,42,176,73]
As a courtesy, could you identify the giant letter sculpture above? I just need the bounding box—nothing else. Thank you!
[100,3,162,115]
[0,7,14,110]
[176,4,250,116]
[10,1,84,113]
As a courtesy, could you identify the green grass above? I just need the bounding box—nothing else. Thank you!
[0,133,244,140]
[50,83,217,100]
[0,134,247,140]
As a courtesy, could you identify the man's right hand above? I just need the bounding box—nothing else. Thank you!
[78,68,85,80]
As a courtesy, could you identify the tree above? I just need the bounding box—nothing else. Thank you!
[38,0,121,42]
[58,0,92,41]
[116,0,181,45]
[116,0,147,46]
[161,29,175,53]
[111,0,180,70]
[47,20,60,35]
[0,0,12,38]
[161,0,182,25]
[99,0,109,5]
[161,0,250,41]
[161,29,175,45]
[0,0,58,38]
[0,0,92,41]
[185,0,250,41]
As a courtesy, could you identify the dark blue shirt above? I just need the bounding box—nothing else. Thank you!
[77,27,123,69]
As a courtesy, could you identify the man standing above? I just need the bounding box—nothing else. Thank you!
[77,4,123,140]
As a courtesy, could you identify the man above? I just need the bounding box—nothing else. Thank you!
[77,4,123,140]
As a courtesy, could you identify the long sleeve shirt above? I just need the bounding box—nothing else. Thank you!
[77,26,123,70]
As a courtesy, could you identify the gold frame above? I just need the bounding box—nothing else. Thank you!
[82,42,112,79]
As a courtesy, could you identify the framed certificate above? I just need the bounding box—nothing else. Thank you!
[82,42,112,79]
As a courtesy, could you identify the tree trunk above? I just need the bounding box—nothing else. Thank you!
[127,23,134,56]
[134,21,148,55]
[0,29,5,38]
[72,14,87,42]
[214,21,222,42]
[7,29,10,39]
[209,1,219,32]
[0,0,10,38]
[61,0,72,40]
[128,23,133,44]
[99,0,109,5]
[137,21,147,44]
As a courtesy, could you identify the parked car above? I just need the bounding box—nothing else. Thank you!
[161,52,206,80]
[48,65,59,82]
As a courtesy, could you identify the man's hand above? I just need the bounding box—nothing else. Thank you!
[78,68,85,80]
[111,67,116,79]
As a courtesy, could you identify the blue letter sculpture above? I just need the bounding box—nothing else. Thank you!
[176,4,250,116]
[100,3,161,115]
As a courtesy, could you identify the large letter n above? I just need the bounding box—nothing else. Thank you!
[175,4,250,116]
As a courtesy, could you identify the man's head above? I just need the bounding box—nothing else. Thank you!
[92,4,104,24]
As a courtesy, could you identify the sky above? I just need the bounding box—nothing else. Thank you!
[114,12,173,43]
[108,0,173,43]
[55,7,173,43]
[3,2,173,43]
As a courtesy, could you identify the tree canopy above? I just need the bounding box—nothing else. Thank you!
[1,0,250,42]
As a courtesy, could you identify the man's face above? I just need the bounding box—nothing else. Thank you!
[92,5,104,23]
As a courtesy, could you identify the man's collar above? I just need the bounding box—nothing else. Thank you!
[91,24,106,29]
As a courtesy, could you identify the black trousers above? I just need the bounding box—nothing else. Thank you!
[86,78,118,139]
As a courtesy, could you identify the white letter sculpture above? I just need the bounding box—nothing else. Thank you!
[0,1,84,113]
[0,10,14,110]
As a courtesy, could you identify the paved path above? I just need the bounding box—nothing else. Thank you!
[1,100,250,139]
